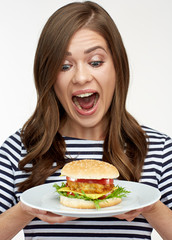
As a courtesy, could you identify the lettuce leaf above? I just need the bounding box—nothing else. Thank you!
[53,182,130,209]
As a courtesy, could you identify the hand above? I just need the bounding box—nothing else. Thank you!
[114,203,156,222]
[20,201,78,224]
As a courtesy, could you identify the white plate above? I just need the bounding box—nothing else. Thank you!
[20,180,161,218]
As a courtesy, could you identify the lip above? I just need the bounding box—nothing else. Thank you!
[72,89,99,116]
[72,89,97,97]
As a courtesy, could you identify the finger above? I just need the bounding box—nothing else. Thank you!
[114,209,143,221]
[30,207,48,216]
[20,202,45,217]
[126,208,144,215]
[114,214,136,222]
[20,202,78,224]
[23,205,48,217]
[37,212,78,224]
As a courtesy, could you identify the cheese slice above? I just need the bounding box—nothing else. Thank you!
[58,186,118,200]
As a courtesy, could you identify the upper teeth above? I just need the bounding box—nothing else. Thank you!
[76,93,94,98]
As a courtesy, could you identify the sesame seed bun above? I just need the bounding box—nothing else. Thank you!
[61,159,119,179]
[60,195,121,209]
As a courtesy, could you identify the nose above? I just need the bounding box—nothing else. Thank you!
[72,63,93,85]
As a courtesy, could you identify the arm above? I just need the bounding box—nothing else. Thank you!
[115,200,172,240]
[0,201,78,240]
[0,132,77,239]
[143,200,172,240]
[143,135,172,239]
[115,133,172,239]
[0,203,33,240]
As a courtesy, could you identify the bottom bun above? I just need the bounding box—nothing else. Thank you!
[60,196,122,209]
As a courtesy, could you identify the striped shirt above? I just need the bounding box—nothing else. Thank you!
[0,126,172,239]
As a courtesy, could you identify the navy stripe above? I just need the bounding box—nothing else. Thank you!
[0,176,14,188]
[148,148,164,152]
[142,168,161,175]
[146,154,163,159]
[164,151,172,158]
[143,161,162,167]
[4,141,21,155]
[141,175,157,181]
[0,153,9,161]
[159,182,172,192]
[141,182,157,189]
[0,185,15,197]
[161,190,172,199]
[148,141,164,145]
[0,202,10,211]
[0,169,13,179]
[10,135,21,146]
[0,159,12,170]
[0,146,20,163]
[0,193,14,206]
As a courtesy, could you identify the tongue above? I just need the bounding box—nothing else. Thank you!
[76,94,96,109]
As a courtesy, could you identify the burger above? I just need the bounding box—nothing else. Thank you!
[53,159,129,209]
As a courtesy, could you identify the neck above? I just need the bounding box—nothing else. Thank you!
[59,118,108,141]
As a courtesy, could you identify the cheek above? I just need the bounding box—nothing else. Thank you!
[53,82,61,99]
[101,68,116,93]
[53,76,72,113]
[106,81,115,105]
[101,71,116,107]
[54,73,66,94]
[53,78,66,104]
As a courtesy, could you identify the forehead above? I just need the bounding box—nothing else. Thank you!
[67,29,108,52]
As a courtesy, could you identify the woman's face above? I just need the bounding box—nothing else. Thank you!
[54,29,116,139]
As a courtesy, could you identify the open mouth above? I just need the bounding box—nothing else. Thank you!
[72,92,99,111]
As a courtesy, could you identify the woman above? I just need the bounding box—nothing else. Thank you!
[0,1,172,239]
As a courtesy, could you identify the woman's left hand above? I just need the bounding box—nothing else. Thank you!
[114,203,155,222]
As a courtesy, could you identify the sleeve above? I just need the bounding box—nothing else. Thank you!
[159,136,172,209]
[0,131,22,213]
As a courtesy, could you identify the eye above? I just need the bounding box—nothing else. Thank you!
[89,61,104,68]
[61,64,72,72]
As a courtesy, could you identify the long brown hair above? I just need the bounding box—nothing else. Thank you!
[18,1,147,192]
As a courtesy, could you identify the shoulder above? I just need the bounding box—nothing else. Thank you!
[141,127,172,208]
[142,125,170,138]
[142,125,172,162]
[142,125,172,145]
[0,129,26,166]
[0,129,22,151]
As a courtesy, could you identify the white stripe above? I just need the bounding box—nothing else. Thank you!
[147,151,163,155]
[66,147,103,152]
[159,178,172,189]
[24,237,144,240]
[65,139,103,144]
[66,154,102,159]
[24,228,150,235]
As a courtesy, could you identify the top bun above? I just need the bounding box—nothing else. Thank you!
[61,159,119,179]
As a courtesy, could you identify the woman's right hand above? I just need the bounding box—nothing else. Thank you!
[20,201,78,224]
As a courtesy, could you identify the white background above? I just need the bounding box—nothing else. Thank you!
[0,0,171,239]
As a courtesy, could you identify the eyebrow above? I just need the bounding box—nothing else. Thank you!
[84,46,107,54]
[65,46,107,56]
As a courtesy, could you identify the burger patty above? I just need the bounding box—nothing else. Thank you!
[67,180,114,194]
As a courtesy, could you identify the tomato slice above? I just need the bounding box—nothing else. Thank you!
[67,192,75,196]
[98,192,112,199]
[66,177,113,185]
